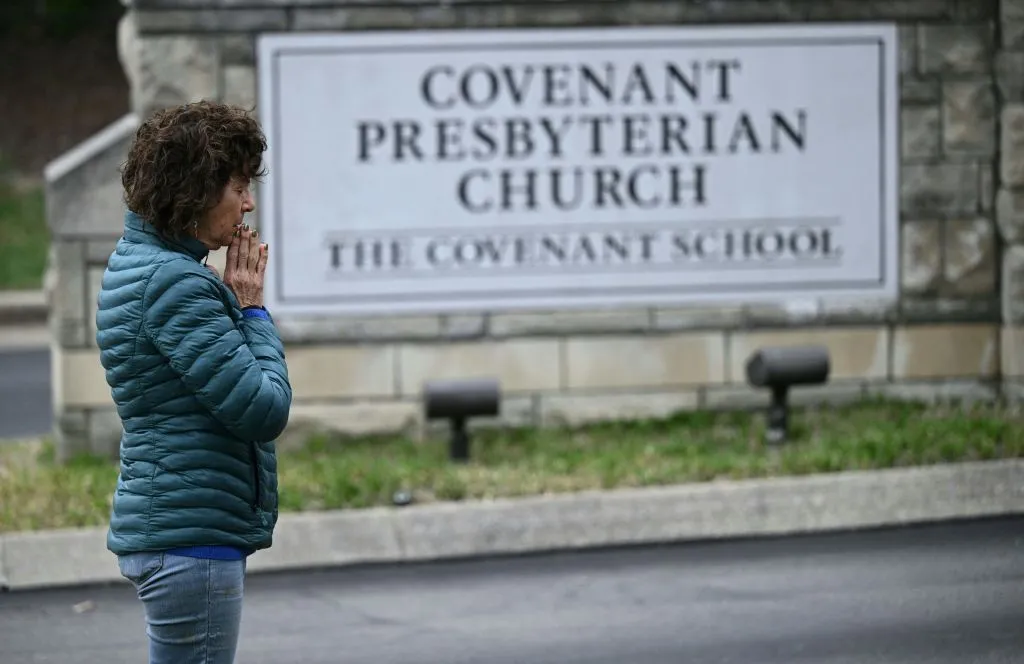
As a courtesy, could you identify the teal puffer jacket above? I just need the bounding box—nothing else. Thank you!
[96,211,292,556]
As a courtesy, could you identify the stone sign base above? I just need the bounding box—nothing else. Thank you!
[43,0,1024,460]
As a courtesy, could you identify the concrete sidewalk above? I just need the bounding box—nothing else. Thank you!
[2,458,1022,592]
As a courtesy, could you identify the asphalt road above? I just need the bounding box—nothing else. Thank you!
[0,347,51,439]
[2,517,1022,663]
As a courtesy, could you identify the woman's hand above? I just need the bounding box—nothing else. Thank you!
[223,224,267,309]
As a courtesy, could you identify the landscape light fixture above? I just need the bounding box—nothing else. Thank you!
[745,345,830,445]
[423,377,501,462]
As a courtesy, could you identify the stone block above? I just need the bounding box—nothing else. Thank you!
[901,78,940,104]
[539,391,700,427]
[899,25,917,74]
[1003,245,1024,323]
[564,333,726,390]
[1002,0,1024,23]
[490,309,650,336]
[44,115,134,238]
[803,0,952,21]
[491,396,537,428]
[287,345,397,399]
[55,410,90,462]
[996,51,1024,102]
[275,316,443,344]
[220,34,255,66]
[899,296,1001,323]
[652,306,744,331]
[442,314,487,339]
[1004,21,1024,50]
[942,80,996,155]
[678,0,803,21]
[124,31,220,117]
[85,267,105,348]
[1000,104,1024,187]
[891,323,999,379]
[86,238,119,265]
[398,339,561,395]
[277,401,420,450]
[49,241,87,348]
[900,220,942,294]
[943,218,996,295]
[980,163,995,212]
[1002,0,1024,47]
[285,1,952,34]
[952,0,998,21]
[901,105,941,159]
[900,162,979,218]
[223,65,256,110]
[289,1,809,32]
[291,7,415,30]
[134,9,288,33]
[87,408,124,458]
[727,327,889,383]
[634,0,714,23]
[703,382,866,411]
[996,187,1024,243]
[866,380,999,405]
[1002,325,1024,378]
[1002,379,1024,404]
[918,24,993,75]
[743,300,822,327]
[59,351,113,408]
[819,298,898,325]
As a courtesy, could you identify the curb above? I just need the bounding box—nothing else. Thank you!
[0,290,47,326]
[2,459,1022,592]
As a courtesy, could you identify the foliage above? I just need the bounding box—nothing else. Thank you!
[0,0,124,38]
[0,164,48,290]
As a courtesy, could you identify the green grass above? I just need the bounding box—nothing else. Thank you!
[2,397,1022,534]
[0,175,48,290]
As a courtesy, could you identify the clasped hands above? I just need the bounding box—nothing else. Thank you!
[206,223,267,309]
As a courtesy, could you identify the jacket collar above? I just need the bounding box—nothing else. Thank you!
[123,210,209,263]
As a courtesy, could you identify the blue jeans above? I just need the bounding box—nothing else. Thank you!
[118,552,247,664]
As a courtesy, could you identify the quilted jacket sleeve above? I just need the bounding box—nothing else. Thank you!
[141,265,292,443]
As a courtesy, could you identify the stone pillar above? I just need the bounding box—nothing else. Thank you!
[43,114,139,462]
[899,19,999,320]
[117,9,222,120]
[998,0,1024,401]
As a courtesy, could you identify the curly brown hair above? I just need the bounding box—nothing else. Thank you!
[121,101,268,239]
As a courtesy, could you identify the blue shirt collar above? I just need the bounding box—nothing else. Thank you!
[123,210,210,262]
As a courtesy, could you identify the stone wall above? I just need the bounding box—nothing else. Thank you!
[43,0,1024,459]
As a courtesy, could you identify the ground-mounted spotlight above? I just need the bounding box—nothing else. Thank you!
[423,377,501,462]
[745,345,830,445]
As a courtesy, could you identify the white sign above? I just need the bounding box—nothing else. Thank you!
[256,24,898,316]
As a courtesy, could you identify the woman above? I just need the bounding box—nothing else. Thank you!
[95,100,293,664]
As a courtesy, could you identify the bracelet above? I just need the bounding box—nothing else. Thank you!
[242,306,270,320]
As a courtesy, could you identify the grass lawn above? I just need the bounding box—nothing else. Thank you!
[0,175,48,290]
[1,397,1022,533]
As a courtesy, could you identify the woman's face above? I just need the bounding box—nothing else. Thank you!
[198,177,256,249]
